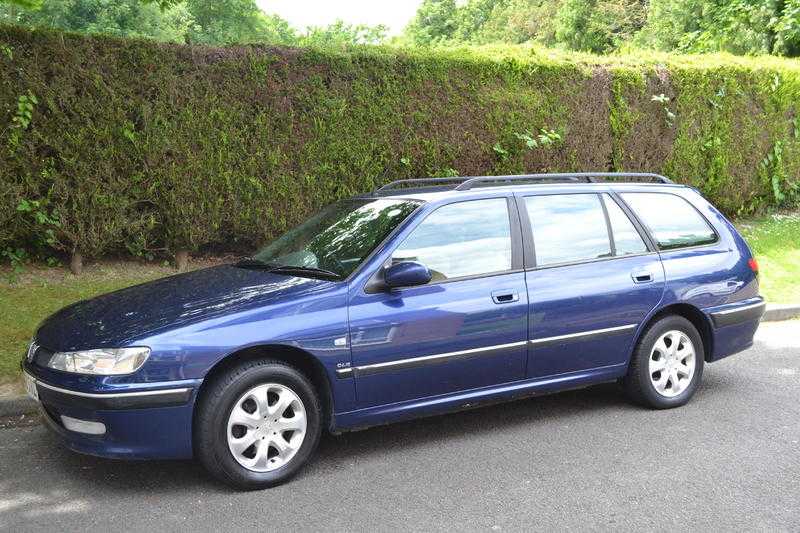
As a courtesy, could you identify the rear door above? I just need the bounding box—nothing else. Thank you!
[348,196,529,407]
[520,192,665,378]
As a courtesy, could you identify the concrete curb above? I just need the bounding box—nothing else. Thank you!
[0,304,797,419]
[763,304,800,322]
[0,396,37,417]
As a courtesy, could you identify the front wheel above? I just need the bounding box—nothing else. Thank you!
[623,315,705,409]
[195,359,322,489]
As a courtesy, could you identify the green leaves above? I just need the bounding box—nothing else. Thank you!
[638,0,800,57]
[759,141,795,206]
[401,0,800,58]
[121,121,137,143]
[0,0,389,47]
[492,141,509,160]
[12,91,36,130]
[651,93,675,127]
[514,132,538,149]
[513,128,563,150]
[1,0,43,9]
[7,91,37,148]
[537,129,562,146]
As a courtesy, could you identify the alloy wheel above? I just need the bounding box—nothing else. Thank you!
[649,330,696,398]
[226,383,307,472]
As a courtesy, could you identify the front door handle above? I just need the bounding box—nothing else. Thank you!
[491,290,519,304]
[631,270,654,284]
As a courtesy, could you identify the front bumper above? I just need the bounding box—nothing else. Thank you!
[23,369,200,460]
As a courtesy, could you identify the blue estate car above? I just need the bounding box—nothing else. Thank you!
[22,173,765,489]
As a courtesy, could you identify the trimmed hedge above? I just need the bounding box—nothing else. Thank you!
[1,25,799,263]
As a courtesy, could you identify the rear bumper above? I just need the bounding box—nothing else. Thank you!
[23,369,199,460]
[704,297,765,362]
[708,298,766,328]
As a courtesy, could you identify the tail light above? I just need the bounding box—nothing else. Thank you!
[748,257,759,274]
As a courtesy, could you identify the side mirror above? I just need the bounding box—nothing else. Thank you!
[384,261,432,289]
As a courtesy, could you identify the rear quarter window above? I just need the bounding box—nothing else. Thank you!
[621,192,718,250]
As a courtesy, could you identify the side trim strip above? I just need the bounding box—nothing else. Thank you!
[335,367,353,378]
[339,324,638,379]
[529,324,637,348]
[343,341,527,378]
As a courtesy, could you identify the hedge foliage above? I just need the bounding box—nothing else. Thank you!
[1,25,799,262]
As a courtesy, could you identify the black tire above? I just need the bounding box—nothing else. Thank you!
[195,359,322,490]
[623,315,705,409]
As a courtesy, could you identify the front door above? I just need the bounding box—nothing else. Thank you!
[521,192,665,377]
[348,196,529,407]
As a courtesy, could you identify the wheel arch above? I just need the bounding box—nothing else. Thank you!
[194,344,334,432]
[633,303,714,363]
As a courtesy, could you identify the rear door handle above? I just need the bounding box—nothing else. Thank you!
[631,270,654,284]
[491,290,519,304]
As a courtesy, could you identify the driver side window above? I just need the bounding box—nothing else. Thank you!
[392,198,513,282]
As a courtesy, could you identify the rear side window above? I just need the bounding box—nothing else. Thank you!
[392,198,512,281]
[525,194,612,266]
[621,193,717,250]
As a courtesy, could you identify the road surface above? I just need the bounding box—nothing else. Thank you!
[1,320,798,531]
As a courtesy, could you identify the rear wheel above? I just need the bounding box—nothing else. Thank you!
[623,315,704,409]
[195,359,322,489]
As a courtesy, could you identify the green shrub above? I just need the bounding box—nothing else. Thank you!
[0,25,798,263]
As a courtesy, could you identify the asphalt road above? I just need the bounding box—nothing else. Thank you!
[1,321,799,532]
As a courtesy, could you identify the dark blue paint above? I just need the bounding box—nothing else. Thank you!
[23,182,763,461]
[525,254,664,377]
[349,271,528,407]
[35,266,335,351]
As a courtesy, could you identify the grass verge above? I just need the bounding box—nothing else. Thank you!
[736,212,800,305]
[0,259,224,385]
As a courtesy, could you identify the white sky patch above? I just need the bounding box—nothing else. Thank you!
[256,0,423,35]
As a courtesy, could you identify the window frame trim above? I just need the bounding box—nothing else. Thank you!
[616,191,721,252]
[605,191,659,253]
[604,192,657,254]
[598,193,617,257]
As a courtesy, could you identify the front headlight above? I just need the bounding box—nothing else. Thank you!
[47,347,151,375]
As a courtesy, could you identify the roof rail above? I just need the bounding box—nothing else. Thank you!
[374,172,674,194]
[455,172,673,190]
[375,177,468,192]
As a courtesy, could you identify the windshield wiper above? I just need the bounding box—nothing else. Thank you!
[234,258,341,279]
[269,265,342,280]
[233,257,279,270]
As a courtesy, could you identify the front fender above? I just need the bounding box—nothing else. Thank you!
[134,284,355,411]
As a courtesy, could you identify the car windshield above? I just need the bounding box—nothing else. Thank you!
[240,198,421,279]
